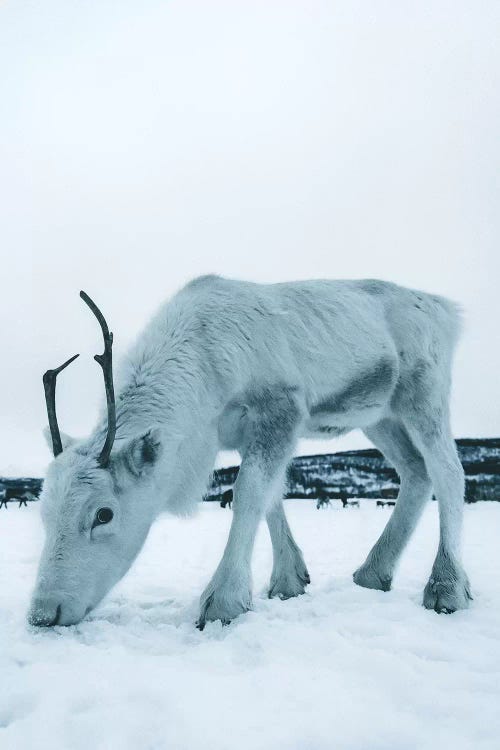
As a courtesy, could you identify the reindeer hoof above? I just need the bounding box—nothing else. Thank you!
[197,584,252,630]
[268,564,310,600]
[353,564,392,592]
[423,576,472,614]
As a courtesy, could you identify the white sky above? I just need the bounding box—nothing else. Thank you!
[0,0,499,475]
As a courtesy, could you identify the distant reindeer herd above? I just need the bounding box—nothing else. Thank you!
[217,488,364,511]
[1,483,389,512]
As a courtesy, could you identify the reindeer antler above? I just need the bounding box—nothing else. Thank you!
[43,353,80,457]
[80,291,116,467]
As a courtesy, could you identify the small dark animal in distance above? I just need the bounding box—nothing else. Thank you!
[316,491,359,509]
[376,500,396,508]
[0,489,38,509]
[220,489,233,509]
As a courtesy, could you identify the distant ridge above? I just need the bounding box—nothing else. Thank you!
[1,438,499,506]
[209,438,500,504]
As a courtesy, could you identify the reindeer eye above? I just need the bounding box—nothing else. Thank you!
[93,507,114,528]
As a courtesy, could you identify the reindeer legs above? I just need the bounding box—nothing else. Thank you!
[267,500,310,599]
[198,385,304,629]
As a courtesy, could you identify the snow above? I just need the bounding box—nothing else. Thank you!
[1,500,499,750]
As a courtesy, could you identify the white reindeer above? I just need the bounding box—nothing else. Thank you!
[28,276,471,628]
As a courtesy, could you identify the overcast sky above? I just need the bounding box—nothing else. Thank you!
[0,0,498,475]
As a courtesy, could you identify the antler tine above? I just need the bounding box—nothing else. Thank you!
[43,353,80,457]
[80,291,116,467]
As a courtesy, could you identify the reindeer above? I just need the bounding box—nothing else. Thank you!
[316,489,333,509]
[17,490,38,507]
[220,489,233,509]
[377,500,397,508]
[28,276,471,628]
[0,488,36,508]
[316,495,332,509]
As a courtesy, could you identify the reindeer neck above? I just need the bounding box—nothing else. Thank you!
[95,330,214,449]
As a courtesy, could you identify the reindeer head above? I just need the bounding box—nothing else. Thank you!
[28,293,163,627]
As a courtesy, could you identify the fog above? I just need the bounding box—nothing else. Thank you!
[0,0,498,474]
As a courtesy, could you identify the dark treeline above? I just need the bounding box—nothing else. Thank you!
[1,438,499,507]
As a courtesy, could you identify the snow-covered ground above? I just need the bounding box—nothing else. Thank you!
[1,500,499,750]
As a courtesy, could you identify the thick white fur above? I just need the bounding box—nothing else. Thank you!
[29,276,470,627]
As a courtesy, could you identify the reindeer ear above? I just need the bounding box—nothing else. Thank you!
[43,426,77,452]
[118,427,163,479]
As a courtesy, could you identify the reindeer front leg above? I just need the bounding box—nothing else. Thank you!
[197,386,303,629]
[267,500,310,599]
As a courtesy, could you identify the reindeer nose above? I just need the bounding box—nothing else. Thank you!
[28,599,62,627]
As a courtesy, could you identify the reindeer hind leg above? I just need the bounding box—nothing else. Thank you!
[267,500,310,600]
[354,418,432,591]
[393,361,471,613]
